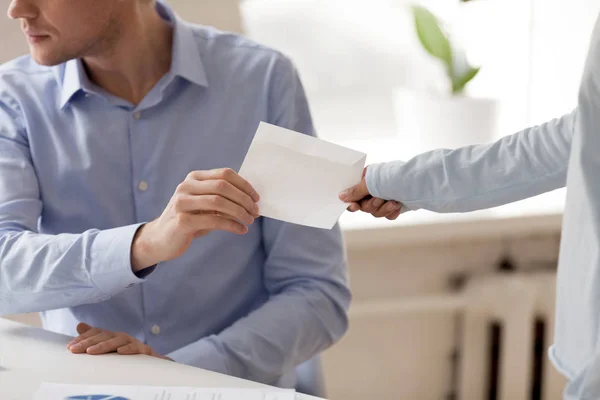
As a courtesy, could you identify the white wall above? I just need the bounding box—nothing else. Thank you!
[529,0,600,125]
[243,0,600,142]
[167,0,244,34]
[0,0,28,62]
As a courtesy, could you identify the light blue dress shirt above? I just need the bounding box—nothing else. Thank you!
[366,13,600,399]
[0,2,350,386]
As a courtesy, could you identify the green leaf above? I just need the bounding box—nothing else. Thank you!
[412,5,453,72]
[452,66,481,95]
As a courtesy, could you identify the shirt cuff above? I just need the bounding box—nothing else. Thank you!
[90,223,153,297]
[366,162,388,199]
[167,335,230,376]
[366,161,413,213]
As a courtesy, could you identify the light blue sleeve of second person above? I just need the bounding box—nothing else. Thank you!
[365,110,576,213]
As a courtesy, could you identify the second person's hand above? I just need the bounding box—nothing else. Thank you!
[131,168,260,272]
[339,167,403,220]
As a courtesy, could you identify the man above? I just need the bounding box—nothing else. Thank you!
[0,0,350,389]
[340,13,600,400]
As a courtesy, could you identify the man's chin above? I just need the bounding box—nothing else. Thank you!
[30,49,72,67]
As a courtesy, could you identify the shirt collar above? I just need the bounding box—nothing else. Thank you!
[58,58,93,109]
[163,3,208,88]
[58,0,208,109]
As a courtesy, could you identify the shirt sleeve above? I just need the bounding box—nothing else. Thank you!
[0,89,149,315]
[366,109,576,213]
[167,55,351,385]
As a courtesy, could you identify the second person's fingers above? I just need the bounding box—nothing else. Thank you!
[347,202,361,212]
[386,209,403,220]
[339,179,369,202]
[372,201,401,218]
[360,197,381,214]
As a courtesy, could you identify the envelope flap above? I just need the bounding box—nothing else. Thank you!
[254,122,366,166]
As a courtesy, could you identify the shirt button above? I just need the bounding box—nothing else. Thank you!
[138,181,148,192]
[151,325,161,335]
[133,111,142,120]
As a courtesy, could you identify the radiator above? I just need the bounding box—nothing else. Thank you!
[350,272,564,400]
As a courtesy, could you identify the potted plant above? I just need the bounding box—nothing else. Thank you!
[393,1,498,150]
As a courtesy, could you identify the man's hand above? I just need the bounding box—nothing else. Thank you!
[67,323,171,360]
[339,167,403,220]
[131,168,260,271]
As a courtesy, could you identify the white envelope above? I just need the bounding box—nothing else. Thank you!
[239,122,366,229]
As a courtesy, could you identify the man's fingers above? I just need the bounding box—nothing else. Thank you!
[76,322,93,335]
[177,179,259,218]
[87,335,131,355]
[175,194,256,225]
[186,169,259,202]
[184,214,249,236]
[117,344,137,355]
[67,325,102,348]
[117,343,151,356]
[69,331,114,353]
[191,211,243,239]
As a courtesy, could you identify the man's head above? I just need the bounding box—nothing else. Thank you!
[7,0,154,66]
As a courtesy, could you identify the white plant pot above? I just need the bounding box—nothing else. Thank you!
[392,89,499,151]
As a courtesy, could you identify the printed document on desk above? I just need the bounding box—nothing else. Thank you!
[239,122,367,229]
[34,383,296,400]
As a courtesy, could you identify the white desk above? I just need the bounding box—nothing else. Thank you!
[0,318,319,400]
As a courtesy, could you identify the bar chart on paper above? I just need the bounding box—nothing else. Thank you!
[34,384,296,400]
